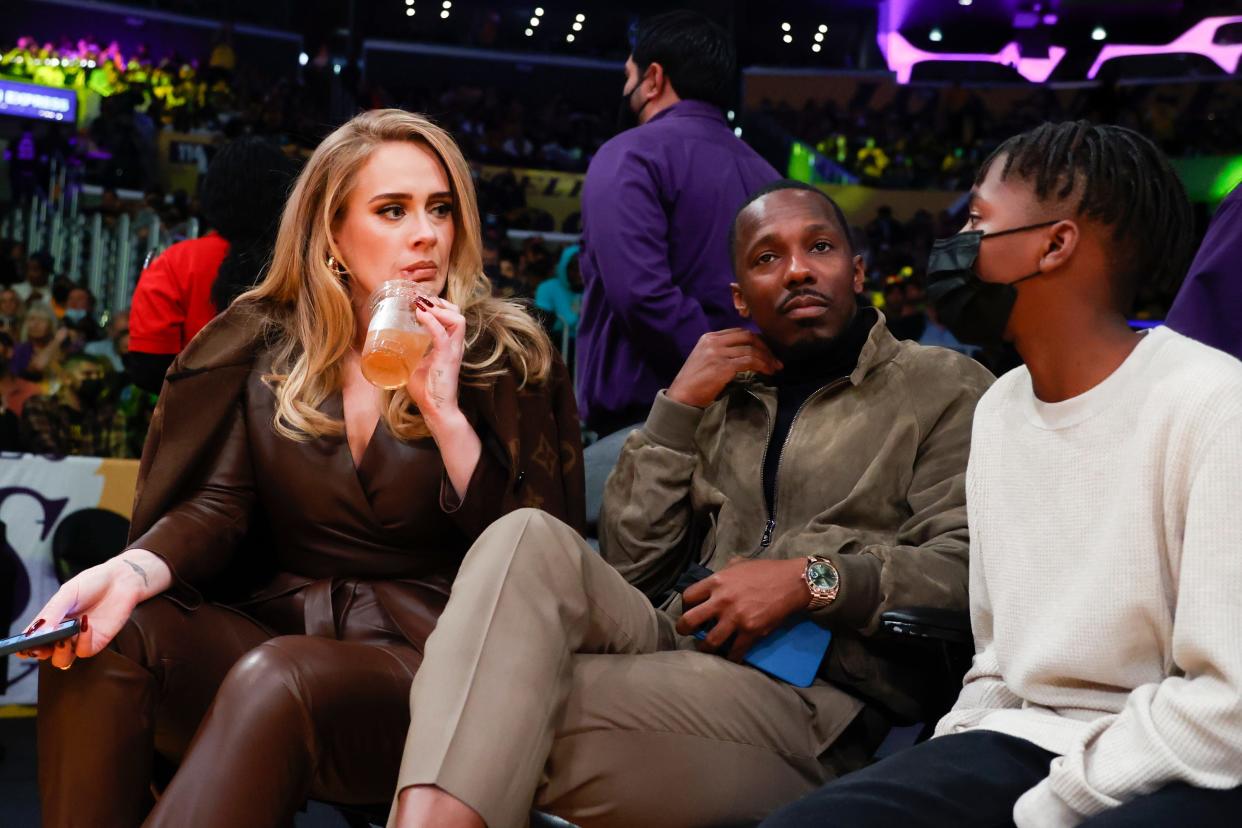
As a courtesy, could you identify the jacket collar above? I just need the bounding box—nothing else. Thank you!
[730,308,899,398]
[849,308,901,386]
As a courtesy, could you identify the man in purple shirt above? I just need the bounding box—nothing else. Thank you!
[576,10,780,436]
[1165,183,1241,359]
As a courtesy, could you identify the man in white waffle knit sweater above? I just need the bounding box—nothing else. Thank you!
[760,122,1242,828]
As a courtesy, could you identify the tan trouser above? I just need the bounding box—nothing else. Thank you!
[391,509,865,828]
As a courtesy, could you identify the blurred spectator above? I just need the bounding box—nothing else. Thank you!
[85,308,130,372]
[12,302,66,379]
[19,353,128,457]
[0,334,20,451]
[867,206,904,253]
[535,244,583,347]
[0,287,24,337]
[919,303,980,358]
[128,136,299,392]
[0,332,40,449]
[115,375,158,458]
[491,250,524,298]
[63,285,98,327]
[882,274,928,342]
[0,242,18,288]
[11,249,54,304]
[761,76,1242,191]
[577,10,780,436]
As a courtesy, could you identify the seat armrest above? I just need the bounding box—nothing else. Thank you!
[879,607,972,646]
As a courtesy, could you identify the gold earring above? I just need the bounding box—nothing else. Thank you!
[326,254,347,276]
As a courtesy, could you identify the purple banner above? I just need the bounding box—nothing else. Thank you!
[0,78,76,123]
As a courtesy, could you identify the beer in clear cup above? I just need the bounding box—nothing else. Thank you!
[361,280,433,390]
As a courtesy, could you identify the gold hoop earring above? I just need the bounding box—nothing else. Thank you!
[326,254,348,276]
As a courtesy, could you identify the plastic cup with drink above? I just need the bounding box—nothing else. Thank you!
[360,279,436,390]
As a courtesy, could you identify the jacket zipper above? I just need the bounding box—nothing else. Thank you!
[755,377,850,551]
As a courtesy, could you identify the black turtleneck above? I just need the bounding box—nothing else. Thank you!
[760,307,875,533]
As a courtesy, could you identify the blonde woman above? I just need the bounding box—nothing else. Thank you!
[25,109,584,827]
[11,301,66,378]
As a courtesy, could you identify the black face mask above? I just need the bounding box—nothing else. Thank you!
[925,220,1059,346]
[616,76,651,132]
[76,378,106,406]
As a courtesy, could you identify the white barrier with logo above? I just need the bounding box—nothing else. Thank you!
[0,453,138,705]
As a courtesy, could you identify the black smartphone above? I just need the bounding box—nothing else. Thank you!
[674,561,715,595]
[0,619,80,657]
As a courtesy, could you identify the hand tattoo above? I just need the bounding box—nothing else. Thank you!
[124,559,149,588]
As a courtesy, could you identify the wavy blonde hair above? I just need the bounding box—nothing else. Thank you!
[239,108,554,441]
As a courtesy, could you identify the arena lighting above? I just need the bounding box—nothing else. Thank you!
[734,127,743,137]
[298,51,309,65]
[406,8,415,15]
[576,13,586,23]
[781,22,791,32]
[815,32,825,42]
[930,28,943,42]
[1212,156,1242,202]
[535,6,544,15]
[959,0,972,6]
[783,34,793,44]
[573,22,582,31]
[566,33,575,42]
[406,0,414,5]
[530,16,539,25]
[1092,27,1107,41]
[812,43,822,52]
[441,10,450,18]
[878,30,1066,83]
[525,28,533,36]
[442,0,451,6]
[818,24,828,33]
[1087,15,1242,78]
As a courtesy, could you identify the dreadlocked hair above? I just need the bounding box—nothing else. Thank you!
[976,121,1194,311]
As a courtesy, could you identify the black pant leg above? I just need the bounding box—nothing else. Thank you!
[1082,782,1242,827]
[759,730,1056,828]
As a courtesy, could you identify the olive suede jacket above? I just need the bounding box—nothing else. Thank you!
[600,311,994,721]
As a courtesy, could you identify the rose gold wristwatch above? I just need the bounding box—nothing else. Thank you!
[804,556,840,610]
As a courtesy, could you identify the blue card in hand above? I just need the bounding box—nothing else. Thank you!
[694,616,832,688]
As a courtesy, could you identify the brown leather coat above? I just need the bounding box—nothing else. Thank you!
[127,302,586,623]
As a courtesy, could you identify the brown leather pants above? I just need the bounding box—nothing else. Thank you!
[38,587,424,828]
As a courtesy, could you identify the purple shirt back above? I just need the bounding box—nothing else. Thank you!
[1166,184,1242,359]
[576,100,780,432]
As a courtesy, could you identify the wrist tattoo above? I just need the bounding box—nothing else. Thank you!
[123,559,149,588]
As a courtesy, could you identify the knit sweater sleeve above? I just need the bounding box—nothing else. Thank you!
[1014,413,1242,828]
[935,454,1024,736]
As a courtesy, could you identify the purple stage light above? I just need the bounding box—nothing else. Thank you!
[878,30,1066,83]
[1087,15,1242,79]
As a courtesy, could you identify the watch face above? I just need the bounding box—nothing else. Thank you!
[809,561,838,592]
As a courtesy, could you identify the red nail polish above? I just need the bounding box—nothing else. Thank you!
[79,615,89,634]
[25,618,45,635]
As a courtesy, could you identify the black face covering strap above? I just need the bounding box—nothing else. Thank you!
[923,218,1063,347]
[982,218,1060,242]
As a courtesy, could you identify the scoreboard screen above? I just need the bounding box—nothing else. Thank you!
[0,79,76,123]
